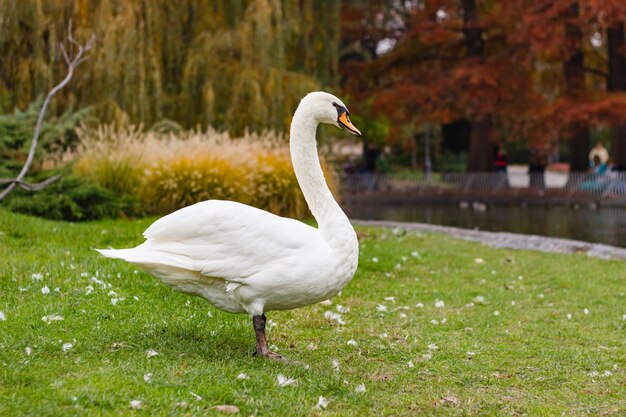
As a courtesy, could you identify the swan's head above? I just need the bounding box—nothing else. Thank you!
[300,91,361,136]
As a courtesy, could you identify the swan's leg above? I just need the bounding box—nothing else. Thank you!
[252,314,284,360]
[253,314,269,355]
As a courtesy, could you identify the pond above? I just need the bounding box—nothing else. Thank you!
[343,203,626,248]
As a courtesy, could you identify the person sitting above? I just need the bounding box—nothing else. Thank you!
[591,156,608,175]
[588,143,609,171]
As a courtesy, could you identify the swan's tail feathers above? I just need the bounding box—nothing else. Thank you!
[95,248,192,270]
[95,248,124,259]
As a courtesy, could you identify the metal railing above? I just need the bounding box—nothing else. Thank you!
[342,171,626,199]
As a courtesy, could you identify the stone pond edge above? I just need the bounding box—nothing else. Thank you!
[352,220,626,261]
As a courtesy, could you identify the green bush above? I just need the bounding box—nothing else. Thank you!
[0,99,93,171]
[4,175,131,221]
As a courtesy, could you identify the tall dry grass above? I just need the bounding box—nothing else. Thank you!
[71,125,337,218]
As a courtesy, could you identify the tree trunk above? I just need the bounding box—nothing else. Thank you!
[608,22,626,170]
[467,117,495,172]
[441,119,471,153]
[567,125,590,171]
[563,2,590,172]
[462,0,494,172]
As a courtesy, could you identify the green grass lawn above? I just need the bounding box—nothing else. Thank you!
[1,210,625,416]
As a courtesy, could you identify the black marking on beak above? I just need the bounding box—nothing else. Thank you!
[333,102,361,136]
[332,102,350,117]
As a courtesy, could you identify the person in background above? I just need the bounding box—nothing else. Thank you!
[494,147,508,173]
[588,143,609,173]
[494,146,509,190]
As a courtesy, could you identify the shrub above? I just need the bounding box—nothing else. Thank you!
[70,125,339,219]
[4,175,125,221]
[72,125,145,199]
[0,98,93,177]
[250,152,307,218]
[141,155,248,214]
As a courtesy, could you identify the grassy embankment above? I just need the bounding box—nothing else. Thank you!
[0,210,625,416]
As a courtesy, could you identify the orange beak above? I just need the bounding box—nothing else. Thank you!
[338,112,362,136]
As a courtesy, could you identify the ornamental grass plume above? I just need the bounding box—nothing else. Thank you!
[71,124,337,218]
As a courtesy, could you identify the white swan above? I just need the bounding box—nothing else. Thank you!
[97,91,361,358]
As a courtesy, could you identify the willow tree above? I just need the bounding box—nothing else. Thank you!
[0,0,340,133]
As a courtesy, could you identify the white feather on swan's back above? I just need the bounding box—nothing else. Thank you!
[103,200,327,283]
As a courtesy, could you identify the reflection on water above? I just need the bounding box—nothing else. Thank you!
[343,204,626,248]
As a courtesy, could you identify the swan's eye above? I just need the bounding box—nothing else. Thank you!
[334,103,349,118]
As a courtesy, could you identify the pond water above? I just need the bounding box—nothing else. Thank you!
[343,203,626,248]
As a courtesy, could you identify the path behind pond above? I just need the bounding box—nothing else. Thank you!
[354,220,626,260]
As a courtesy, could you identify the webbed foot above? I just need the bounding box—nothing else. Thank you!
[253,349,287,361]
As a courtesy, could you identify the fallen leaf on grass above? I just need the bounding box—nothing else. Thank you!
[210,405,240,413]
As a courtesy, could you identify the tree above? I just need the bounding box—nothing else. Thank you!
[341,0,626,173]
[342,0,540,171]
[0,0,339,134]
[562,2,590,172]
[607,22,626,169]
[462,0,495,172]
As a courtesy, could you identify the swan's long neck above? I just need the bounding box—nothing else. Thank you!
[289,105,355,248]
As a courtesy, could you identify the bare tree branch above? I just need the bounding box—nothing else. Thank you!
[0,22,95,201]
[0,175,62,191]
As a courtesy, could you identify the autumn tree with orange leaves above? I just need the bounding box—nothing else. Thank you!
[341,0,626,172]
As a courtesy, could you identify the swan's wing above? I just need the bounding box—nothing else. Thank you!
[140,200,324,282]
